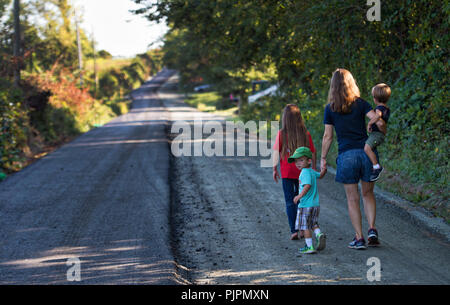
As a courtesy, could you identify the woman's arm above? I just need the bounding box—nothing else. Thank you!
[308,132,317,170]
[320,124,334,170]
[312,150,317,171]
[366,110,386,134]
[367,112,381,132]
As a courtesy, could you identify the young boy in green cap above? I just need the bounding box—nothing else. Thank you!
[288,146,327,254]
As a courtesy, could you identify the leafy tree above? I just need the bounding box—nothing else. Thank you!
[98,50,112,59]
[133,0,280,113]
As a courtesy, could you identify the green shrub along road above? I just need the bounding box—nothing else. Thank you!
[0,50,162,178]
[0,0,163,180]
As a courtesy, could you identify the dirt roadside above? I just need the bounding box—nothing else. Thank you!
[160,74,450,285]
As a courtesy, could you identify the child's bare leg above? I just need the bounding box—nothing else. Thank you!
[303,229,314,248]
[364,144,378,166]
[303,230,312,238]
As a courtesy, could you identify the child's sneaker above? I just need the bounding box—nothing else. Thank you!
[299,245,317,254]
[348,237,367,250]
[368,228,380,247]
[315,233,326,251]
[370,166,383,182]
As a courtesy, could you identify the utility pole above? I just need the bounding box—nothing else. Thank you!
[75,9,83,86]
[92,27,98,98]
[13,0,21,88]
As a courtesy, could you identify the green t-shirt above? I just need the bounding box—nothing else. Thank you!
[299,168,321,208]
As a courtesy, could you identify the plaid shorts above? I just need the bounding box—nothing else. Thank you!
[295,206,320,231]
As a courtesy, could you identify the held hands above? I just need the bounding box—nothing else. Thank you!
[319,157,327,179]
[320,157,327,172]
[320,167,327,178]
[293,194,301,204]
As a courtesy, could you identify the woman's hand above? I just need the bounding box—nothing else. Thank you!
[320,157,327,172]
[319,166,327,179]
[273,167,280,183]
[321,124,333,170]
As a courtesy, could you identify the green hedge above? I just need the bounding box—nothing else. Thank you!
[0,79,28,175]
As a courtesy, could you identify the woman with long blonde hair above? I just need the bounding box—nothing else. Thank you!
[321,68,386,249]
[273,104,316,240]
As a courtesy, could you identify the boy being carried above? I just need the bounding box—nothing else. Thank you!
[288,147,327,254]
[364,83,391,182]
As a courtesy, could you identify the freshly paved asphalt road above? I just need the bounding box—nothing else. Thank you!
[0,69,183,284]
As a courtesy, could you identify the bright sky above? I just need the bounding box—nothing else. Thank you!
[75,0,168,58]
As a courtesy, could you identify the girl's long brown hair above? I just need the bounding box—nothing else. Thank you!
[328,68,360,113]
[280,104,309,158]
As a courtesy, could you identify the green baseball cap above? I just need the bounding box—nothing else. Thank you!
[287,146,312,163]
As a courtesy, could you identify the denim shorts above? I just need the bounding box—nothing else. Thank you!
[335,149,376,184]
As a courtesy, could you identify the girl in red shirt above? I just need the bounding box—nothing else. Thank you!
[273,104,316,240]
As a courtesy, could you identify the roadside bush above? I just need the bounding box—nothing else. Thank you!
[0,79,29,173]
[1,49,162,178]
[26,71,91,139]
[105,98,131,116]
[98,72,120,99]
